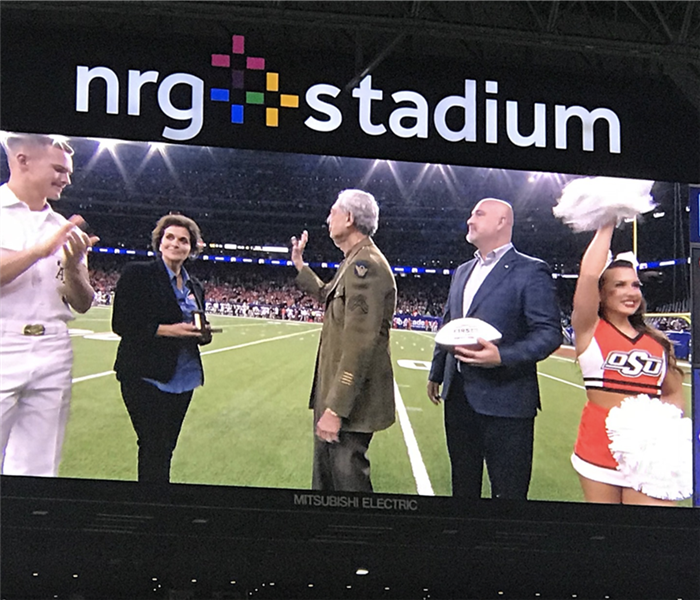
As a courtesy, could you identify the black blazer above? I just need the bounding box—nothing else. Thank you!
[429,248,562,418]
[112,259,207,384]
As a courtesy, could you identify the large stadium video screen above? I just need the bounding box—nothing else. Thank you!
[0,133,693,505]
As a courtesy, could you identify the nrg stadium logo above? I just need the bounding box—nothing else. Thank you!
[75,33,622,153]
[75,33,300,141]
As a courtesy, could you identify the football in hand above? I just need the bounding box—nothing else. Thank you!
[435,317,502,350]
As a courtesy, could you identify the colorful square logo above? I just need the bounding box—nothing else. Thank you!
[210,35,299,127]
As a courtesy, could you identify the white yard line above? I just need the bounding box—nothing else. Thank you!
[537,372,586,391]
[200,327,319,356]
[72,370,116,384]
[393,380,434,496]
[549,354,576,363]
[71,327,320,383]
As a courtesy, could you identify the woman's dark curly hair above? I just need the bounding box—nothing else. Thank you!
[151,213,203,259]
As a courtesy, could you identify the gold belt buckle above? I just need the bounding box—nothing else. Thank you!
[23,324,46,336]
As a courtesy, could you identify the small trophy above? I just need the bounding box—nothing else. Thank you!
[193,310,206,332]
[193,310,222,333]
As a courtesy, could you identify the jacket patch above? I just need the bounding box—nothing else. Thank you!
[353,262,368,278]
[348,294,369,314]
[340,371,354,386]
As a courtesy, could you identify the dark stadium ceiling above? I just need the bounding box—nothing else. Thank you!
[6,1,700,114]
[9,1,700,55]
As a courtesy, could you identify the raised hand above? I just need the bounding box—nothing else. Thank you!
[290,229,308,271]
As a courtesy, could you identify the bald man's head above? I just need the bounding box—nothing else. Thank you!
[466,198,514,253]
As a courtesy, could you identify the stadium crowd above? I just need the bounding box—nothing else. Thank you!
[88,254,690,340]
[88,255,450,328]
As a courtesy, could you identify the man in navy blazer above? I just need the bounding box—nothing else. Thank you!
[428,198,561,500]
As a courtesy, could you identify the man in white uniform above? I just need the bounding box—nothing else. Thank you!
[0,133,97,476]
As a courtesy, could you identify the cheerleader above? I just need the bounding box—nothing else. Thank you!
[570,222,687,504]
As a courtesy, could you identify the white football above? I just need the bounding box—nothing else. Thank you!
[435,317,502,348]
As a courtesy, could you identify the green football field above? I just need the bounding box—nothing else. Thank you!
[61,306,693,504]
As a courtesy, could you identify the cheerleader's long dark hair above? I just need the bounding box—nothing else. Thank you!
[599,259,684,376]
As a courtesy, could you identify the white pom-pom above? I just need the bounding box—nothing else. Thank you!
[606,394,692,501]
[553,177,656,232]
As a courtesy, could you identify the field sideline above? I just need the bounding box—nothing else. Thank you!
[61,306,692,505]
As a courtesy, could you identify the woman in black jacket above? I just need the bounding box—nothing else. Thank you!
[112,214,211,483]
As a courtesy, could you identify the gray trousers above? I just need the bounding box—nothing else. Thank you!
[312,430,374,492]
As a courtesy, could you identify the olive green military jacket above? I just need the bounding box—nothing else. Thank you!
[296,237,397,433]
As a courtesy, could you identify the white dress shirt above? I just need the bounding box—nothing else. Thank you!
[462,242,513,316]
[0,184,75,323]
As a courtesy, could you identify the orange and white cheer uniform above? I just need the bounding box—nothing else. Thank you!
[571,318,666,486]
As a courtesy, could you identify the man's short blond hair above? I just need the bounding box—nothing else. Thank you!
[2,132,74,157]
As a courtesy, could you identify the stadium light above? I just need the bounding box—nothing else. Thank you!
[528,171,560,183]
[525,172,576,198]
[89,137,121,152]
